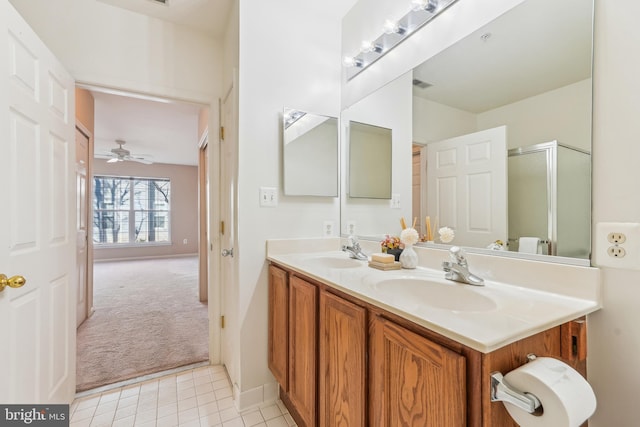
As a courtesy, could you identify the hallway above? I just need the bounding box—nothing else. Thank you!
[77,256,208,391]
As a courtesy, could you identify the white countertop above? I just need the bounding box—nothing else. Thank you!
[266,238,601,353]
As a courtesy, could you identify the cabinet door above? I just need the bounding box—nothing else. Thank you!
[370,316,467,426]
[319,290,367,427]
[268,265,289,389]
[289,276,318,427]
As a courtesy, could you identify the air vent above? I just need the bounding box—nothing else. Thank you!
[412,79,432,89]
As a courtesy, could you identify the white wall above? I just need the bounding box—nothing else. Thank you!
[588,0,640,425]
[234,0,355,406]
[8,0,222,104]
[478,79,592,151]
[414,79,592,151]
[413,96,477,144]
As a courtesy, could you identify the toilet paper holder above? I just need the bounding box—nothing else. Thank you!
[490,354,542,414]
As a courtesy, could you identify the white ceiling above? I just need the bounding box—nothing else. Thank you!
[92,90,203,166]
[90,0,231,166]
[412,0,592,113]
[97,0,232,38]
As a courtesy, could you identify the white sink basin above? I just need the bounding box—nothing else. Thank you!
[304,256,364,269]
[373,277,497,312]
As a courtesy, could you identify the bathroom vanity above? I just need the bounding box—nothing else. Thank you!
[266,239,600,427]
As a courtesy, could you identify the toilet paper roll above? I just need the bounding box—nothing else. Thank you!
[502,357,596,427]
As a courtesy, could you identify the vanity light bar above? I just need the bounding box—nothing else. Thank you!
[344,0,459,81]
[283,109,306,129]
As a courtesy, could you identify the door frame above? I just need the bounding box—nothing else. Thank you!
[198,130,209,303]
[77,83,222,366]
[75,122,94,323]
[218,76,238,378]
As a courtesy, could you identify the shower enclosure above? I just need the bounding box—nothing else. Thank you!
[508,141,591,258]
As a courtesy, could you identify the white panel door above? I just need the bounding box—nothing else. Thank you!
[76,128,89,327]
[0,1,76,404]
[220,80,237,386]
[426,126,507,248]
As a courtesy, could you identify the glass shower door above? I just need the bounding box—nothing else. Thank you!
[508,150,551,254]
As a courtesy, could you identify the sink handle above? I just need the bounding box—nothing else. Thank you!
[449,246,467,266]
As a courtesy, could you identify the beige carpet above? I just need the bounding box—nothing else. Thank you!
[76,256,208,392]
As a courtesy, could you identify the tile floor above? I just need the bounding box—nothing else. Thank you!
[70,365,297,427]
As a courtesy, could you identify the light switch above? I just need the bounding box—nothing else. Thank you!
[259,187,278,207]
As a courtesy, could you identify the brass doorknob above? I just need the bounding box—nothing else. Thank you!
[0,274,26,292]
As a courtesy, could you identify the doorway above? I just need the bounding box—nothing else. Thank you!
[75,87,213,392]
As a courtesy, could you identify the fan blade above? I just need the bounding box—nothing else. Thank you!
[128,156,153,165]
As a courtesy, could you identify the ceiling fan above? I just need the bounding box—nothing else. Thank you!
[96,139,153,164]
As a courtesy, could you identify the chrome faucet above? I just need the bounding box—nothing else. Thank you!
[342,235,368,261]
[442,246,484,286]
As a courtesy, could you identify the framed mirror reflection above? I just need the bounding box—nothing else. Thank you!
[283,108,339,197]
[340,0,593,263]
[348,121,392,199]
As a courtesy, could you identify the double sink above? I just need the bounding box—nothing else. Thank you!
[267,246,600,352]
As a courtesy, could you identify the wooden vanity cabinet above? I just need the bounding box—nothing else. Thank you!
[268,265,319,427]
[288,276,318,427]
[319,290,366,427]
[268,263,589,427]
[268,265,288,390]
[369,315,467,426]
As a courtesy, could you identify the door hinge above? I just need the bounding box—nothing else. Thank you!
[220,220,225,235]
[221,315,225,329]
[219,126,225,141]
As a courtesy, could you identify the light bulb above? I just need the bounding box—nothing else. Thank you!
[383,19,406,35]
[361,40,374,53]
[411,0,438,13]
[383,19,399,35]
[411,0,426,11]
[361,40,383,54]
[343,56,363,68]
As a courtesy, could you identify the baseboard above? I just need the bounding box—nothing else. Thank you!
[233,382,280,411]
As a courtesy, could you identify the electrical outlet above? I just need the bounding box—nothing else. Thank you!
[347,220,357,235]
[323,221,335,237]
[594,222,640,269]
[390,193,401,209]
[607,246,626,258]
[607,232,627,244]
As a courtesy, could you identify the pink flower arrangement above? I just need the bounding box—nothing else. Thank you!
[380,235,401,251]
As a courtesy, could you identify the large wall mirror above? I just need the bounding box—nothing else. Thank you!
[283,108,339,197]
[340,0,593,264]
